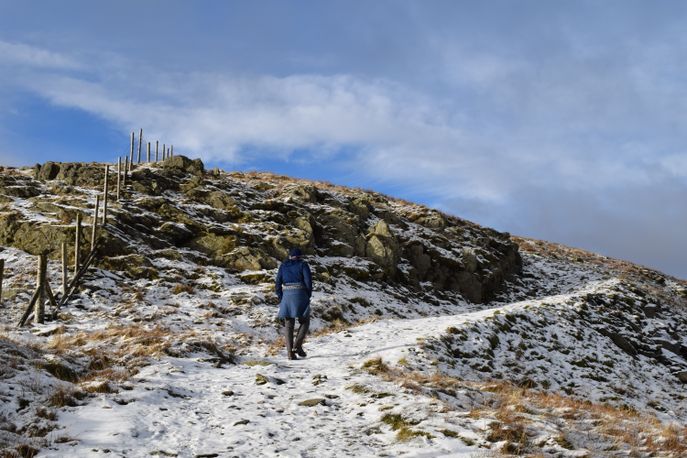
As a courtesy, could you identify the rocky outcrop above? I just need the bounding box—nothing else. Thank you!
[366,220,400,278]
[34,162,106,187]
[162,155,205,175]
[2,162,522,303]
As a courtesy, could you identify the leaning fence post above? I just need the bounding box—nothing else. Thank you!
[116,157,122,201]
[147,142,151,162]
[0,259,4,307]
[34,253,47,324]
[155,141,159,162]
[91,195,100,252]
[102,164,109,225]
[61,242,68,297]
[137,128,143,164]
[74,213,82,275]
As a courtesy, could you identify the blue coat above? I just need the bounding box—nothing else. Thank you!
[275,259,312,319]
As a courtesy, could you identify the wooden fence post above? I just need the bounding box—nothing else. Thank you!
[74,213,82,274]
[170,145,173,157]
[91,195,100,252]
[61,242,68,297]
[162,143,166,161]
[116,157,122,201]
[155,141,159,162]
[129,131,135,166]
[0,259,3,307]
[147,142,151,162]
[34,253,47,324]
[102,165,109,225]
[137,128,143,164]
[123,157,129,188]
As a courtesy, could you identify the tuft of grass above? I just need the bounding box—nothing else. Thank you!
[37,360,79,382]
[48,386,86,408]
[362,357,390,375]
[35,407,57,421]
[242,359,272,367]
[396,427,434,442]
[171,283,194,295]
[347,383,371,395]
[439,429,459,438]
[381,413,420,430]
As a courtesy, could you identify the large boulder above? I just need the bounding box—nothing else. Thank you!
[280,183,319,203]
[365,220,400,277]
[220,246,277,271]
[162,155,205,175]
[191,233,237,258]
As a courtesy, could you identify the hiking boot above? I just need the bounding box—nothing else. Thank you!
[295,347,307,358]
[288,352,298,360]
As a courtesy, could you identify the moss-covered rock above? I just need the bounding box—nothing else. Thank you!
[219,246,277,271]
[162,155,204,175]
[366,220,400,277]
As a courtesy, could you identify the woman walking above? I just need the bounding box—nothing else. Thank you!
[275,248,312,360]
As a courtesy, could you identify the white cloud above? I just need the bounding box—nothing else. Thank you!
[5,41,681,207]
[0,40,83,70]
[659,154,687,178]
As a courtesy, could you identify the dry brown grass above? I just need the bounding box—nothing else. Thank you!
[367,369,687,456]
[171,283,194,295]
[265,335,286,356]
[47,385,86,408]
[47,324,173,358]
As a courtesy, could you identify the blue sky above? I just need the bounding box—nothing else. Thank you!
[1,1,686,278]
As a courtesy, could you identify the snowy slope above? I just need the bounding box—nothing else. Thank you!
[1,159,686,457]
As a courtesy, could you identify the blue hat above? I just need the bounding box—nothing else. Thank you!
[289,248,303,258]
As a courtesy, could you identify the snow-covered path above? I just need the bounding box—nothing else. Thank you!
[42,281,615,458]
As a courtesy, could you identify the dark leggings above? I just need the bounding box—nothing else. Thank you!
[284,317,310,354]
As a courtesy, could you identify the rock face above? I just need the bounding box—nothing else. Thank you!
[34,162,106,187]
[1,162,521,304]
[366,220,400,278]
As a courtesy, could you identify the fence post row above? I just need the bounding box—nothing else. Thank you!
[14,129,184,327]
